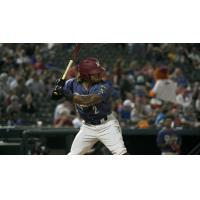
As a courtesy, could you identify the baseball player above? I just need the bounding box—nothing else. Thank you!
[52,57,128,155]
[157,116,181,155]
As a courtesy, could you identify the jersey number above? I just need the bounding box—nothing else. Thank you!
[76,104,99,115]
[93,106,99,114]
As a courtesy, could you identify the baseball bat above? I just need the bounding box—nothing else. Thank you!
[52,43,81,96]
[62,43,81,80]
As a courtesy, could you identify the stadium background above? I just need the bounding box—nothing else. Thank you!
[0,43,200,155]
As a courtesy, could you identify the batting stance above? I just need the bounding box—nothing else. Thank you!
[52,58,128,155]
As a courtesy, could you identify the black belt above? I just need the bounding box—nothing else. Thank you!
[85,116,108,125]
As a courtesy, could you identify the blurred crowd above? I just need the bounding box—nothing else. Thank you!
[0,44,61,126]
[0,43,200,129]
[111,44,200,129]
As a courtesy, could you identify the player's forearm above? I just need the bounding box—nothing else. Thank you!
[73,94,101,106]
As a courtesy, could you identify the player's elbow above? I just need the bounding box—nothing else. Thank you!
[89,95,101,105]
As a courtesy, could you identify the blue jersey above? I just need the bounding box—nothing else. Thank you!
[63,78,112,123]
[155,113,166,126]
[157,128,181,153]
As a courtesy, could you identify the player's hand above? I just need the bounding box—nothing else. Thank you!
[51,79,65,100]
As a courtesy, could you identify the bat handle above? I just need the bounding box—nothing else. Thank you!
[62,59,74,80]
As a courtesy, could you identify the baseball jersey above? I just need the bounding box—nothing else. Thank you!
[157,127,181,154]
[63,78,112,124]
[152,79,177,103]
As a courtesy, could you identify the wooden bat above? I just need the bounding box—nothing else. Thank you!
[61,59,74,80]
[61,43,81,80]
[52,43,80,96]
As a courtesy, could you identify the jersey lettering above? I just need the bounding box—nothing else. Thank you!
[93,106,99,114]
[63,78,112,122]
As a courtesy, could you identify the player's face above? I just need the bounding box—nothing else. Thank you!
[90,74,102,83]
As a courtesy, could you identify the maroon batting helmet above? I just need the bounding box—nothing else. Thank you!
[77,57,105,80]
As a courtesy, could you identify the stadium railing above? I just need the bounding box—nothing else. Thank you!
[0,127,200,155]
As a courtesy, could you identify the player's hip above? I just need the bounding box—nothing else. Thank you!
[82,113,120,130]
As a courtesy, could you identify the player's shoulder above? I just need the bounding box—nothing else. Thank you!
[99,80,113,87]
[64,78,78,92]
[65,77,76,83]
[90,80,112,95]
[96,81,113,92]
[65,78,78,86]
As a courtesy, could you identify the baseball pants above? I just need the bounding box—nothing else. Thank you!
[68,114,127,155]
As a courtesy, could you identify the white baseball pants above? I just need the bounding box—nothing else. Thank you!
[68,114,127,155]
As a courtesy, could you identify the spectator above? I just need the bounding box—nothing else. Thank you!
[32,54,45,74]
[0,75,9,105]
[25,71,45,97]
[53,100,73,121]
[21,93,36,114]
[53,110,73,128]
[7,68,17,87]
[120,73,134,100]
[0,72,9,92]
[7,111,23,126]
[171,68,188,87]
[176,86,193,111]
[157,116,182,155]
[155,107,168,128]
[118,99,134,126]
[137,116,150,128]
[130,106,141,124]
[180,108,200,128]
[7,95,21,114]
[15,47,31,66]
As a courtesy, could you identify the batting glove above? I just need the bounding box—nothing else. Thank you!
[51,79,65,100]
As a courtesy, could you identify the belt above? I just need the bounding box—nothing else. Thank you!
[84,114,112,125]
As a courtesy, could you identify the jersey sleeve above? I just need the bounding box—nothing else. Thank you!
[90,81,112,102]
[63,78,75,95]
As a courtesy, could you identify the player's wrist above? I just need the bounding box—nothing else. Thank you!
[51,79,66,100]
[56,79,65,88]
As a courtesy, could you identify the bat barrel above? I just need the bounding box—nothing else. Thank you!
[62,59,74,80]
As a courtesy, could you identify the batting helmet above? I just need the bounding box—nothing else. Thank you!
[77,57,105,80]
